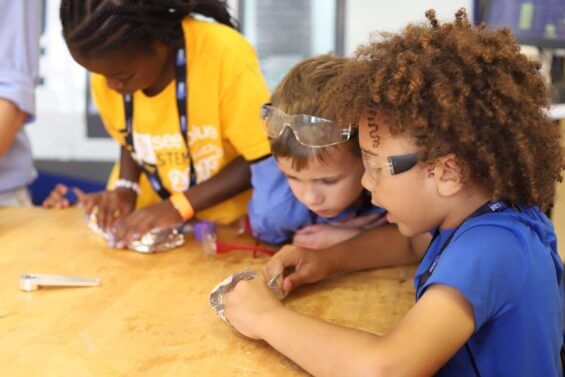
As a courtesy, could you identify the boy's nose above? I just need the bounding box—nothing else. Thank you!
[302,189,323,207]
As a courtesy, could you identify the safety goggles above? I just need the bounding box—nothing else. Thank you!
[261,104,355,147]
[361,150,420,182]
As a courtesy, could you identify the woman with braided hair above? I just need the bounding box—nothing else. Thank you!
[59,0,271,247]
[222,9,564,376]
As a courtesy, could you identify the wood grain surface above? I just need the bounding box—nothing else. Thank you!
[0,207,416,376]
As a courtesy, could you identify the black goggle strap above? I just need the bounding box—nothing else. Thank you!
[342,125,357,140]
[388,154,419,175]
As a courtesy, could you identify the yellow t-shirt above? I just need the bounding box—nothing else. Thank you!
[92,18,271,224]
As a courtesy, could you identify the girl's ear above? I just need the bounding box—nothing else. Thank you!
[433,154,464,198]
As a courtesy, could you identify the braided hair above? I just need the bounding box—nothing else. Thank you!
[60,0,237,56]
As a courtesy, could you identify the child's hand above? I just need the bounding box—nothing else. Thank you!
[293,224,362,250]
[42,184,73,209]
[263,245,331,295]
[292,213,386,249]
[89,189,137,232]
[110,200,182,248]
[42,185,103,211]
[223,277,283,339]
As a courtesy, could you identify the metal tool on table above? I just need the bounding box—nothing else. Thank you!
[20,274,101,292]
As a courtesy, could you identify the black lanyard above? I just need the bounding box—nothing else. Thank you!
[417,200,509,292]
[121,40,195,200]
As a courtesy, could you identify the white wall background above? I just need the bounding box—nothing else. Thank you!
[30,0,119,162]
[28,0,473,163]
[345,0,473,55]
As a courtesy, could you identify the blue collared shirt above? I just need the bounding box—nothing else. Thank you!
[0,0,41,192]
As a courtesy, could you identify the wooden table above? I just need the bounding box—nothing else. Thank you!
[0,208,416,376]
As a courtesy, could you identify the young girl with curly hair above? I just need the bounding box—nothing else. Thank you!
[223,9,564,376]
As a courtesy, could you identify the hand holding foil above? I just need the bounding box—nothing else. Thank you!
[86,209,187,253]
[108,200,190,249]
[210,269,286,328]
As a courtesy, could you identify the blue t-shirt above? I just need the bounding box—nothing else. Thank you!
[249,156,384,244]
[415,205,564,376]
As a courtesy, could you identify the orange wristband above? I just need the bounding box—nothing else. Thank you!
[169,192,195,221]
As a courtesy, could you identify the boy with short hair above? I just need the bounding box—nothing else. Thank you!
[249,55,384,249]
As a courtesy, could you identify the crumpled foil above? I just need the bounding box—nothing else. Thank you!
[209,269,258,323]
[209,269,286,324]
[127,227,186,253]
[86,211,186,253]
[267,273,286,300]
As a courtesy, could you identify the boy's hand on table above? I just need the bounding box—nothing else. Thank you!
[293,224,362,250]
[223,277,283,340]
[110,200,182,248]
[263,245,331,295]
[292,213,386,250]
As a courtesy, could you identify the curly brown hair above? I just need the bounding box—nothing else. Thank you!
[270,54,360,171]
[327,8,564,210]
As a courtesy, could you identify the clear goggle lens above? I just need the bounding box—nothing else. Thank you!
[261,104,355,147]
[361,151,420,182]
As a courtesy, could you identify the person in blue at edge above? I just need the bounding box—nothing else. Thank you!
[0,0,41,206]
